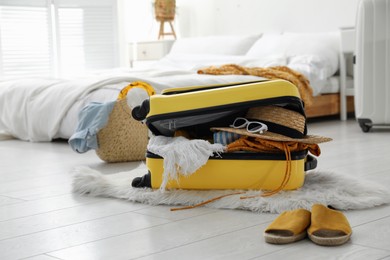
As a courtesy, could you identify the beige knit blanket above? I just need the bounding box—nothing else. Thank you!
[198,64,314,107]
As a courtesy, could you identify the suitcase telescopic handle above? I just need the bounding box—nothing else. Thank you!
[132,99,150,121]
[304,154,317,171]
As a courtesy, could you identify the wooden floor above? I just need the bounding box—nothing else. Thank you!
[1,119,390,260]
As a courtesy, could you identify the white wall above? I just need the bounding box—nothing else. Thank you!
[123,0,159,41]
[123,0,361,41]
[174,0,218,37]
[178,0,361,35]
[123,0,217,41]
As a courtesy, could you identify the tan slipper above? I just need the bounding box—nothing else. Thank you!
[308,204,352,246]
[264,208,311,244]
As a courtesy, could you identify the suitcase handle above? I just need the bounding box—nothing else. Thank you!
[304,154,317,171]
[123,81,154,121]
[132,99,150,121]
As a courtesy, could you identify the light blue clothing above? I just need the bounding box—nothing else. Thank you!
[69,101,116,153]
[213,131,241,145]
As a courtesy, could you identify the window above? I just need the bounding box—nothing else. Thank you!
[0,0,119,79]
[0,1,53,78]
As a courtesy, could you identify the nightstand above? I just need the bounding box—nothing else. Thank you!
[128,40,174,68]
[339,27,355,121]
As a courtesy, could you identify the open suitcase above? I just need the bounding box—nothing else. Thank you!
[132,80,317,190]
[354,0,390,132]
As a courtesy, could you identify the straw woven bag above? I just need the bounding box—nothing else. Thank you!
[95,83,152,162]
[155,0,176,21]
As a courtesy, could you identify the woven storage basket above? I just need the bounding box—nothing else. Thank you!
[155,0,176,21]
[96,98,148,162]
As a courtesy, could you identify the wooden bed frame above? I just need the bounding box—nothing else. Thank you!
[306,94,354,118]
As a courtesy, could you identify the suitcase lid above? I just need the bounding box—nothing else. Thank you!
[145,80,305,136]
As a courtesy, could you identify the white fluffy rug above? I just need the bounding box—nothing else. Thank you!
[72,165,390,213]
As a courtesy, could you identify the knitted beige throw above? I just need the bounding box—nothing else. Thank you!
[198,64,314,107]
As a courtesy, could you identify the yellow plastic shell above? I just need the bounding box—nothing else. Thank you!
[148,80,301,117]
[147,155,305,190]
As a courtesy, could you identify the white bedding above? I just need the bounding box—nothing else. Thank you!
[0,32,342,141]
[0,69,261,141]
[319,76,354,94]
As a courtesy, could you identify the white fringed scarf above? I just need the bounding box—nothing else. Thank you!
[147,135,226,191]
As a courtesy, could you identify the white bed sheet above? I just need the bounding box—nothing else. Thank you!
[154,54,335,96]
[319,76,354,94]
[154,53,288,71]
[0,53,340,142]
[0,70,261,141]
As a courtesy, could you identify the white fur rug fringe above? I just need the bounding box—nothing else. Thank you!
[72,166,390,214]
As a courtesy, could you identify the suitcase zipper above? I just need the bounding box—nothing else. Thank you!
[161,80,268,95]
[146,150,307,161]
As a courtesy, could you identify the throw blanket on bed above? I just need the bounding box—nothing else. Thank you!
[198,64,314,107]
[0,72,262,141]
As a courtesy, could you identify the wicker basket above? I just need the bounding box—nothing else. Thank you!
[155,0,176,21]
[95,98,148,163]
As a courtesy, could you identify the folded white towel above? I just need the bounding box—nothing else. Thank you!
[147,135,226,191]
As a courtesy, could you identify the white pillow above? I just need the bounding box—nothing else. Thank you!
[284,32,340,78]
[246,32,340,78]
[168,34,261,56]
[245,33,285,57]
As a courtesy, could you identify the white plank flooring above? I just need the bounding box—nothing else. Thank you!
[1,119,390,260]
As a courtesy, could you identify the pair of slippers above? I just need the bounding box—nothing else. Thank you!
[264,204,352,246]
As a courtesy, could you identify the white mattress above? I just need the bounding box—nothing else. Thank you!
[319,76,354,94]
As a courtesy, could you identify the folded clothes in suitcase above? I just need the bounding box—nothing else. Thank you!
[132,79,330,191]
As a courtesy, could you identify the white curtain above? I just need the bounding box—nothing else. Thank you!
[0,0,120,79]
[0,0,53,78]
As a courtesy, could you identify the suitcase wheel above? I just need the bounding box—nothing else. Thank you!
[305,155,317,171]
[131,171,151,188]
[358,118,372,133]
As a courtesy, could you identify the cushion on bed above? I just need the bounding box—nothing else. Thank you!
[284,32,339,78]
[246,32,340,79]
[168,34,261,56]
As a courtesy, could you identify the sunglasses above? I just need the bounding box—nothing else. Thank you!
[230,117,268,134]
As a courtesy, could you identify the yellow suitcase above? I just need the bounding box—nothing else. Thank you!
[145,151,316,190]
[131,80,315,190]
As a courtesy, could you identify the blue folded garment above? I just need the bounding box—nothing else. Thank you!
[68,101,116,153]
[213,131,241,145]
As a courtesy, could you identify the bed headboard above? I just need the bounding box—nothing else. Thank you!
[176,0,360,37]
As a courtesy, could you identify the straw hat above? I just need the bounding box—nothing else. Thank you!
[212,106,332,144]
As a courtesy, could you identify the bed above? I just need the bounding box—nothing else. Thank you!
[145,32,355,119]
[0,32,352,142]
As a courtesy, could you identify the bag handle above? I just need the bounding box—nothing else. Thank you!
[117,81,155,100]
